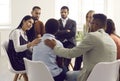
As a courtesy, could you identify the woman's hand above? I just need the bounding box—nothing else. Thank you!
[27,38,41,48]
[31,38,41,46]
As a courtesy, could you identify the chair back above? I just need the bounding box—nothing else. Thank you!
[87,60,120,81]
[2,41,25,73]
[23,58,54,81]
[2,41,8,54]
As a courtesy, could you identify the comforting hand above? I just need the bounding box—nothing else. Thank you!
[44,39,56,49]
[31,38,41,46]
[27,38,41,48]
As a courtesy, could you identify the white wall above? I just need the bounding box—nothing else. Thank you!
[0,0,55,55]
[11,0,120,35]
[0,0,120,55]
[106,0,120,35]
[112,0,120,35]
[11,0,55,28]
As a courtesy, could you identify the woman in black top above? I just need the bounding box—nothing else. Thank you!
[7,15,40,81]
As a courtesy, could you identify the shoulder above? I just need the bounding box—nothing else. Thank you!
[68,18,76,23]
[110,34,120,42]
[9,29,20,39]
[87,30,112,42]
[35,20,44,25]
[55,39,63,47]
[10,29,20,35]
[89,29,107,37]
[58,19,61,22]
[84,31,102,41]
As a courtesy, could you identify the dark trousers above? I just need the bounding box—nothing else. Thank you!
[63,41,75,71]
[56,56,71,72]
[73,55,83,70]
[53,70,66,81]
[63,58,71,72]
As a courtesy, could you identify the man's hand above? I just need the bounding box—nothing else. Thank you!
[44,39,56,49]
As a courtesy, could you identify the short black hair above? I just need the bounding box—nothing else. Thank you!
[93,13,107,27]
[45,18,59,35]
[32,6,41,11]
[61,6,69,11]
[106,19,115,35]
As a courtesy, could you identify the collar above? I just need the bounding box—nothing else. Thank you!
[97,28,105,32]
[61,17,68,21]
[43,33,55,38]
[20,29,26,35]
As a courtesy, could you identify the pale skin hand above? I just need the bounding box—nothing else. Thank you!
[27,37,41,48]
[44,39,56,49]
[31,38,41,46]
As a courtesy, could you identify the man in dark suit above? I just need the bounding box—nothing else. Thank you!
[55,6,76,72]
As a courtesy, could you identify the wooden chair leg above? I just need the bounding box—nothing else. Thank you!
[18,74,22,80]
[13,74,19,81]
[22,73,28,81]
[69,62,74,70]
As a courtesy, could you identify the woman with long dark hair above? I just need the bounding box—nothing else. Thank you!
[106,19,120,59]
[7,15,40,81]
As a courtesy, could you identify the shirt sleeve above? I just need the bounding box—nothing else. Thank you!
[53,33,95,58]
[11,29,28,52]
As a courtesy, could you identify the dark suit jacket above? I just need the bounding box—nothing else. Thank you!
[55,18,76,68]
[56,18,76,47]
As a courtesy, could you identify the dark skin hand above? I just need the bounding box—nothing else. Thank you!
[44,39,56,49]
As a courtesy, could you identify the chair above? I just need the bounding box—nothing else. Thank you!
[2,41,26,81]
[23,58,54,81]
[86,60,120,81]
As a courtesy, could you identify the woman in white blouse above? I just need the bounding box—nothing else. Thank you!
[7,15,40,81]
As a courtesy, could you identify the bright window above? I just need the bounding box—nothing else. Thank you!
[81,0,105,26]
[0,0,11,28]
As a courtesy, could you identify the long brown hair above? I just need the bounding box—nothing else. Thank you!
[106,19,120,38]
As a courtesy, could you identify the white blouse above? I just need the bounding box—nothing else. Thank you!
[9,29,28,52]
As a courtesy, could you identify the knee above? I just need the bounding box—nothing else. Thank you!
[66,71,79,81]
